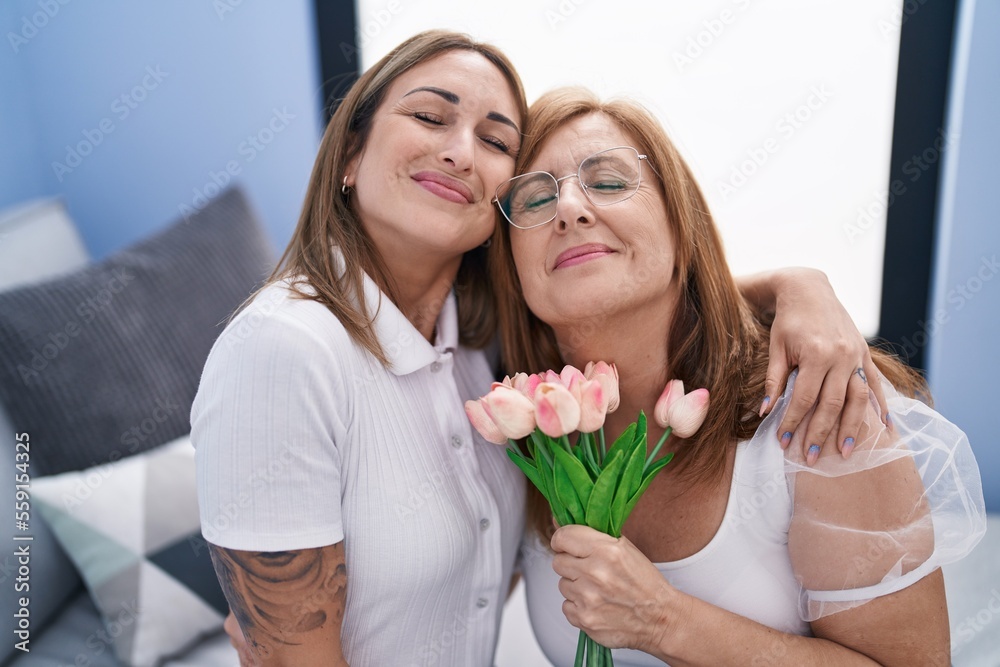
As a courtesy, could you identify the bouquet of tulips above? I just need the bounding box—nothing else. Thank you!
[466,362,709,667]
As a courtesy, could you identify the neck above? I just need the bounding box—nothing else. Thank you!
[377,247,462,344]
[553,295,677,444]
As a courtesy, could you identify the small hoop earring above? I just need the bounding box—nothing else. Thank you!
[481,238,492,248]
[341,176,350,195]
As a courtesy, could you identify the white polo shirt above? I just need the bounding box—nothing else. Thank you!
[192,272,525,667]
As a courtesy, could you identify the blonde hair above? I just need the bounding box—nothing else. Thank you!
[488,87,925,539]
[265,30,527,365]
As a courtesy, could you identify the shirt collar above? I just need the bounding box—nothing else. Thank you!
[334,248,458,376]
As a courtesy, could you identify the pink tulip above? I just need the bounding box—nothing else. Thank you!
[584,361,620,413]
[534,383,582,437]
[577,380,608,433]
[653,379,686,427]
[465,399,506,444]
[658,386,710,438]
[482,386,536,440]
[511,372,543,400]
[560,365,586,389]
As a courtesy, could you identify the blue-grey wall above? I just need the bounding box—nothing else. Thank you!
[0,0,324,258]
[928,0,1000,511]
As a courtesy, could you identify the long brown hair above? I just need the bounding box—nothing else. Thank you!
[265,30,527,365]
[489,87,925,538]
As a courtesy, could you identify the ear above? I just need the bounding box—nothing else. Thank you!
[342,137,364,188]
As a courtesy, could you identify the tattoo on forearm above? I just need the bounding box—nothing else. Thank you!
[209,544,347,657]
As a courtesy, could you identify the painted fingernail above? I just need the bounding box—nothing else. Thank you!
[759,395,771,417]
[807,444,821,465]
[842,437,855,459]
[885,413,893,430]
[780,431,792,448]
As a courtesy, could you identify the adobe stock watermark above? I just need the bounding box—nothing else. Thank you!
[544,0,588,30]
[7,0,72,54]
[178,107,295,221]
[16,268,136,384]
[50,65,169,182]
[213,0,245,21]
[952,588,1000,658]
[717,84,834,202]
[339,0,403,63]
[673,0,754,72]
[896,254,999,360]
[877,0,930,40]
[843,128,958,243]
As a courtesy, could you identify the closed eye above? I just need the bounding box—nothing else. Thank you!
[481,136,511,153]
[414,112,443,125]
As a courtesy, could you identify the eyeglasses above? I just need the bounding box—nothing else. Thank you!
[493,146,650,230]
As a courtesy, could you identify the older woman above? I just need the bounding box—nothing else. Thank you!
[491,88,985,665]
[196,30,905,666]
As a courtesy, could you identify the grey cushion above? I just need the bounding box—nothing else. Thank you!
[0,187,274,475]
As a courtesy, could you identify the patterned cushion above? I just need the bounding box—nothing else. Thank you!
[0,186,274,475]
[32,437,227,667]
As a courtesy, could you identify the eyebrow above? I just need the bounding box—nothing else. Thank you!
[403,86,521,133]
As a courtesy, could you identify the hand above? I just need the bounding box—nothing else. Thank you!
[762,268,888,465]
[224,610,259,667]
[550,525,676,654]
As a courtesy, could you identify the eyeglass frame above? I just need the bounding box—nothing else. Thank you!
[492,146,653,230]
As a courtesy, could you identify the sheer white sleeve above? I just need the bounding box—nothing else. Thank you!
[755,372,986,621]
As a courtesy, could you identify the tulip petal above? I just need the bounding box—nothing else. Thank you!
[666,388,710,437]
[653,379,685,428]
[483,386,537,439]
[465,399,506,444]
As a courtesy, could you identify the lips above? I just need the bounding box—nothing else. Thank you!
[412,171,474,204]
[553,243,615,270]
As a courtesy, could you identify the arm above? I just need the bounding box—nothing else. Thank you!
[209,543,349,667]
[737,267,888,463]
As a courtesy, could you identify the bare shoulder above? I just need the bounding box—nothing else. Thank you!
[209,542,348,665]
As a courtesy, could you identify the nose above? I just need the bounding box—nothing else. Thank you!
[438,128,475,173]
[554,178,594,232]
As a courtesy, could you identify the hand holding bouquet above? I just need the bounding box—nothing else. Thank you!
[466,362,709,666]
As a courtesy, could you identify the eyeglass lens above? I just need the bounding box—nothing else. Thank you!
[498,147,642,229]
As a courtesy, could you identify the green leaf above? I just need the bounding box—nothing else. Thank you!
[585,450,626,535]
[506,449,545,498]
[553,446,595,509]
[553,460,585,524]
[610,432,646,535]
[604,422,637,465]
[624,452,675,519]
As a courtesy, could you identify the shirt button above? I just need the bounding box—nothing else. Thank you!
[480,518,491,531]
[430,361,442,373]
[451,435,463,449]
[476,597,489,609]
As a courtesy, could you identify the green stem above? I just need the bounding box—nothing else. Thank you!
[507,437,524,458]
[644,426,673,470]
[561,434,573,454]
[575,630,586,667]
[599,427,607,463]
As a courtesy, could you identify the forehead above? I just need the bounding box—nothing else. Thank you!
[529,114,635,170]
[384,50,520,120]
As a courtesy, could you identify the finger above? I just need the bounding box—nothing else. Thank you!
[776,368,825,449]
[761,343,791,417]
[800,365,852,464]
[864,356,890,425]
[552,553,581,579]
[550,524,609,557]
[835,369,872,458]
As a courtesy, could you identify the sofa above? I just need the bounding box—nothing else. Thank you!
[0,188,273,667]
[0,188,996,667]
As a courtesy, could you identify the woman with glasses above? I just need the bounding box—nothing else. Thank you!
[492,87,985,665]
[195,29,904,665]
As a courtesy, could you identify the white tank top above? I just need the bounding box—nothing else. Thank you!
[519,437,811,666]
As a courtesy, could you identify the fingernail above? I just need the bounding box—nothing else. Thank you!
[759,395,771,417]
[807,444,821,465]
[780,431,792,449]
[842,437,855,459]
[885,413,893,430]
